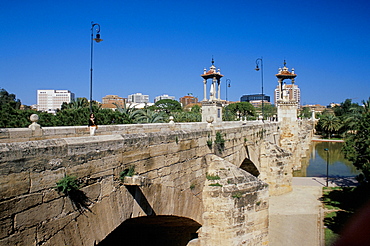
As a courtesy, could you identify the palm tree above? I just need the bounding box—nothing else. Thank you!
[135,109,165,123]
[363,97,370,114]
[342,106,362,134]
[114,103,141,124]
[319,114,342,139]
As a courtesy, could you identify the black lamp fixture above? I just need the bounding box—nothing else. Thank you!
[255,57,264,121]
[324,148,330,187]
[90,22,103,112]
[225,79,231,102]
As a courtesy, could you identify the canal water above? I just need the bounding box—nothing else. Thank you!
[293,141,360,177]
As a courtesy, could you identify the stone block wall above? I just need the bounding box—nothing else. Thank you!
[199,155,269,246]
[0,120,312,245]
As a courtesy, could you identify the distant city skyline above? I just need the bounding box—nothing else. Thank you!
[2,0,369,107]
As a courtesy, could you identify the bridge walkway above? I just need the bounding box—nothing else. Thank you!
[269,177,358,246]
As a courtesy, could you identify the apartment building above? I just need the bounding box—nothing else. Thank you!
[154,94,175,103]
[179,95,198,107]
[127,93,149,103]
[274,84,301,106]
[37,89,75,113]
[101,95,126,109]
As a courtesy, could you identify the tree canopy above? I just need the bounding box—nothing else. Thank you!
[343,98,370,183]
[225,102,256,120]
[153,99,182,113]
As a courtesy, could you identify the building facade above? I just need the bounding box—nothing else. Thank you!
[154,94,175,103]
[127,93,149,103]
[240,94,270,103]
[102,95,126,109]
[274,84,301,107]
[37,89,75,113]
[179,95,199,107]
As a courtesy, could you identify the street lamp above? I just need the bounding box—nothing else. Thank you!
[324,148,329,187]
[255,57,264,121]
[90,22,103,112]
[225,79,231,102]
[225,79,231,121]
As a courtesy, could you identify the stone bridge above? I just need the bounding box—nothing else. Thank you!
[0,120,313,245]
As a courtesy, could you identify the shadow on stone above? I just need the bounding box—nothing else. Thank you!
[126,185,156,216]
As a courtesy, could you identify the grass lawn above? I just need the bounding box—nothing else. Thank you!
[321,185,370,245]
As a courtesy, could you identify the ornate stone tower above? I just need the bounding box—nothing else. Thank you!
[276,61,300,169]
[201,59,224,123]
[276,61,298,122]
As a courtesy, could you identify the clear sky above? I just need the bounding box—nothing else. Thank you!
[2,0,370,106]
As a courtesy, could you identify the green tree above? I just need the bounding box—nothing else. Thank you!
[191,104,201,113]
[299,107,311,119]
[343,98,370,182]
[225,102,256,120]
[318,114,342,139]
[0,88,28,128]
[0,88,21,110]
[173,111,201,122]
[61,97,89,110]
[262,104,277,119]
[135,109,166,123]
[115,104,141,124]
[153,99,182,114]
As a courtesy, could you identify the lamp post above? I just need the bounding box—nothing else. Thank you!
[255,57,264,121]
[90,22,103,113]
[225,79,231,121]
[324,148,329,187]
[225,79,231,102]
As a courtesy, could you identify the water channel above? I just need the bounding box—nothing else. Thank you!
[293,141,360,177]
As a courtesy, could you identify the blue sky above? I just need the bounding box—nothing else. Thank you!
[2,0,370,106]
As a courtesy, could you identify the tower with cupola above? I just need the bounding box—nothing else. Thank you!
[201,58,224,123]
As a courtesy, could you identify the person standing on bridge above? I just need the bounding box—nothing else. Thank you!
[88,113,98,136]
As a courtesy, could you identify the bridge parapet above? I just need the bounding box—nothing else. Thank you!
[0,120,273,143]
[0,120,313,245]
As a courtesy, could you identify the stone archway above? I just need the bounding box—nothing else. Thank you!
[98,215,201,246]
[240,158,260,177]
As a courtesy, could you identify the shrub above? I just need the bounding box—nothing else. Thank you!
[120,165,136,181]
[206,173,220,180]
[56,175,80,195]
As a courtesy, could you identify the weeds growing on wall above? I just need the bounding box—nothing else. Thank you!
[232,192,243,199]
[56,175,90,212]
[56,175,80,194]
[206,173,220,180]
[120,165,136,182]
[215,131,225,152]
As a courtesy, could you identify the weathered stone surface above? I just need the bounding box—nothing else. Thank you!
[0,193,42,219]
[0,120,314,245]
[30,168,65,193]
[15,198,64,230]
[0,217,12,239]
[0,172,30,200]
[0,227,36,245]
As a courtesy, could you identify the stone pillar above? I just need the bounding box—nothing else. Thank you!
[203,79,207,101]
[278,78,283,100]
[209,77,217,101]
[277,100,300,170]
[217,79,221,101]
[202,101,223,123]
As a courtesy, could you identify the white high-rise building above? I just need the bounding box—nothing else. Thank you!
[274,84,301,107]
[37,90,75,113]
[154,94,175,103]
[127,93,149,103]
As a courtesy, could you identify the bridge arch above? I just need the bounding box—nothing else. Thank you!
[240,158,260,177]
[98,215,201,246]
